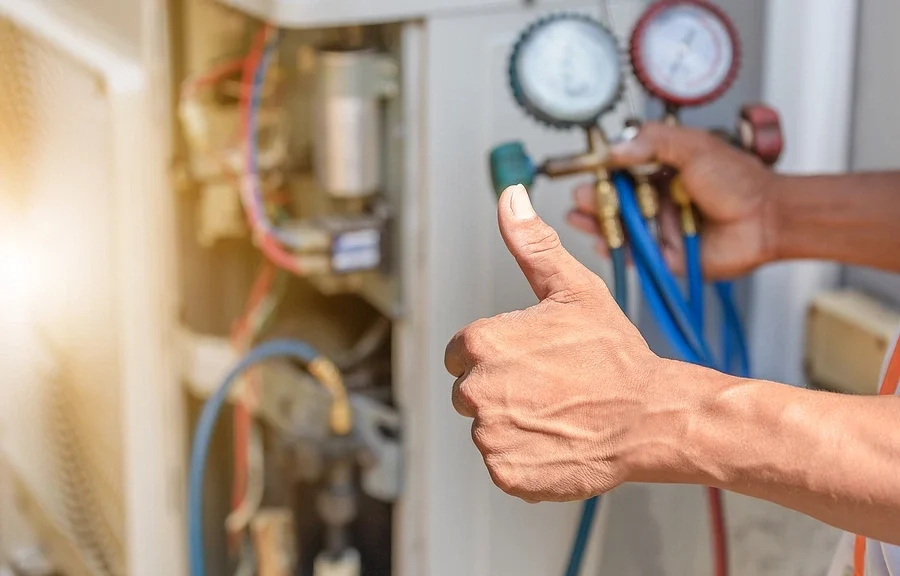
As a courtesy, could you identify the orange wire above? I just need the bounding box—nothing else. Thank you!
[181,57,245,101]
[229,262,277,549]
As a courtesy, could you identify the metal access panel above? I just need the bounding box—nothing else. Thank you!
[215,0,651,29]
[216,0,518,28]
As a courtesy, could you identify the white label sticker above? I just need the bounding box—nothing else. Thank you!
[333,229,381,273]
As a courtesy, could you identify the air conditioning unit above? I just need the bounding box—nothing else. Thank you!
[0,1,648,575]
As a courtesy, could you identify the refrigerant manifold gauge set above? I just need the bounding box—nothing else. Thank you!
[490,0,783,195]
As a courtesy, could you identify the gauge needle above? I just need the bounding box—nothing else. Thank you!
[669,29,697,78]
[561,46,588,96]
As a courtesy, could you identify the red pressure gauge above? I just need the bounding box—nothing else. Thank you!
[630,0,741,108]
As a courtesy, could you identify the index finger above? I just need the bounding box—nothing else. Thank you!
[444,331,469,378]
[609,122,718,170]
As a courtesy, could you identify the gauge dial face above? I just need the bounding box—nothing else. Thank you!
[513,16,623,127]
[631,1,740,106]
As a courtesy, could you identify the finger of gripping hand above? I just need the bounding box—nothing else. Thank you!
[610,122,720,170]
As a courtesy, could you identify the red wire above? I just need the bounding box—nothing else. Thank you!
[181,57,245,100]
[228,264,276,550]
[230,263,277,343]
[707,487,729,576]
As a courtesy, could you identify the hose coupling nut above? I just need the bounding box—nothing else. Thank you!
[670,176,698,237]
[635,177,660,221]
[594,178,625,250]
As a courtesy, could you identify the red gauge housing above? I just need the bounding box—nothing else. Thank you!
[739,104,784,166]
[630,0,742,108]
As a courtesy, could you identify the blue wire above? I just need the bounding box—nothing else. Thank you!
[613,172,715,366]
[188,339,322,576]
[685,234,705,330]
[248,34,276,236]
[564,247,628,576]
[249,32,303,249]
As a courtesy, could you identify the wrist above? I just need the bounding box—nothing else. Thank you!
[622,359,740,486]
[760,172,792,265]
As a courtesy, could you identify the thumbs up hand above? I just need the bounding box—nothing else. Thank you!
[445,185,670,503]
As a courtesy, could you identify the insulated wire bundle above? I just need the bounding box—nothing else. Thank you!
[239,25,312,274]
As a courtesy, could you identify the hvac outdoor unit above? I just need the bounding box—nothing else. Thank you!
[0,1,653,575]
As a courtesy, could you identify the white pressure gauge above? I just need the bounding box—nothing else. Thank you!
[630,0,740,107]
[510,14,624,128]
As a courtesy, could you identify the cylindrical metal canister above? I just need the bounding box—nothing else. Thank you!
[314,48,384,199]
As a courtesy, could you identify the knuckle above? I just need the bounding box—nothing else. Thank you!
[520,228,562,260]
[639,122,665,142]
[456,380,481,411]
[548,277,604,306]
[459,320,494,359]
[486,458,520,495]
[470,423,494,453]
[691,129,720,155]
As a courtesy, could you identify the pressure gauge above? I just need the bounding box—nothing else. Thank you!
[510,14,624,128]
[630,0,740,107]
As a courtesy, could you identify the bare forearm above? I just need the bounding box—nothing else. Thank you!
[771,172,900,272]
[630,362,900,543]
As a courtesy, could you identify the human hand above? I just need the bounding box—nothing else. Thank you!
[445,184,668,503]
[567,122,780,279]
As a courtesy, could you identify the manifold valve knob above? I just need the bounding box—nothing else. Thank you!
[489,142,537,198]
[738,104,784,166]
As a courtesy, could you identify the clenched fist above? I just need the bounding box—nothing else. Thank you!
[446,184,671,503]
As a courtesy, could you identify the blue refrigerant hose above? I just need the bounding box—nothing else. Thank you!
[635,231,703,364]
[188,339,324,576]
[685,234,705,330]
[564,246,628,576]
[613,172,716,367]
[715,281,751,377]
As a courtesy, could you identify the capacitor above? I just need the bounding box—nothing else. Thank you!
[314,47,397,200]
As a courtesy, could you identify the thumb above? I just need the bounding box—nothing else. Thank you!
[498,184,598,302]
[609,122,716,170]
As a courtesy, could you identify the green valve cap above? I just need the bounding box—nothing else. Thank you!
[489,142,536,198]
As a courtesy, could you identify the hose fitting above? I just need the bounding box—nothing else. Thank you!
[670,177,697,237]
[594,175,625,250]
[635,176,659,221]
[307,356,353,436]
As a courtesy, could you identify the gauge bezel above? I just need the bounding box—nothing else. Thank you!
[630,0,741,108]
[510,13,625,129]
